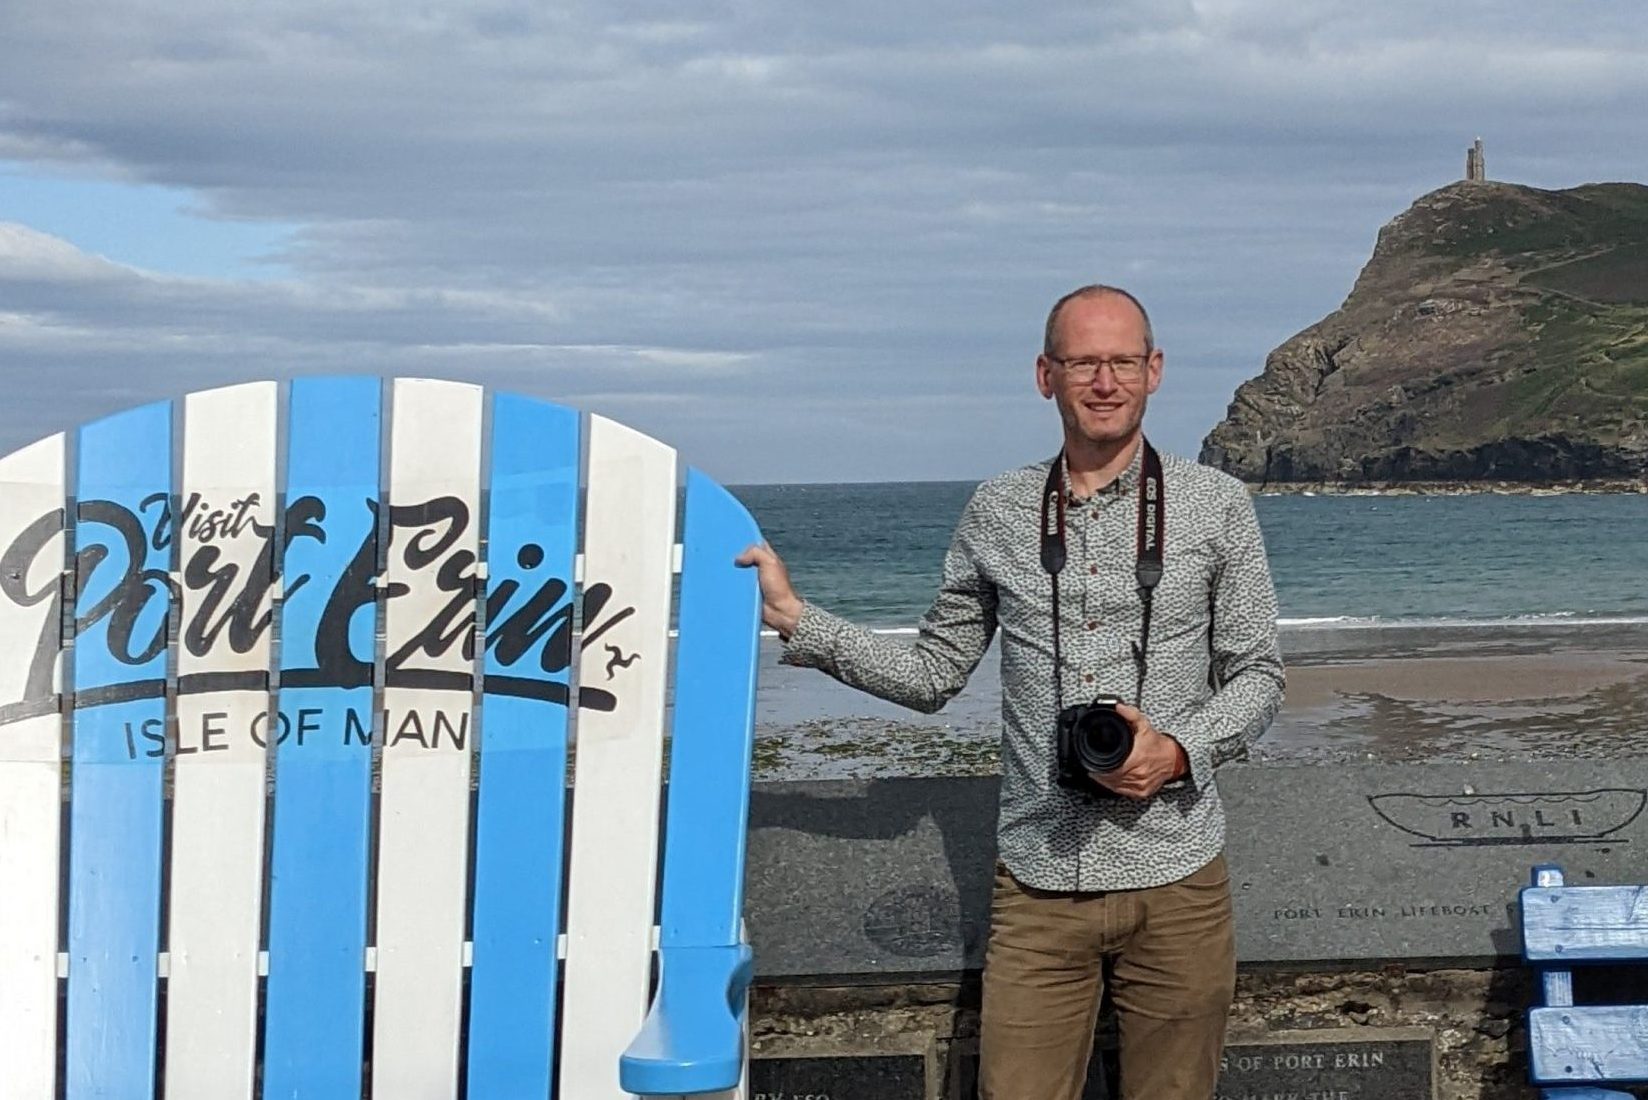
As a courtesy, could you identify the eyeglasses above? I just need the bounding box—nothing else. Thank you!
[1048,354,1149,385]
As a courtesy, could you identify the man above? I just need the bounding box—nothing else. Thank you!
[737,285,1285,1100]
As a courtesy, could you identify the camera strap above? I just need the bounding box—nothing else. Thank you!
[1040,439,1165,712]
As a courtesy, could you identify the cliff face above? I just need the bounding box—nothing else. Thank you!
[1200,181,1648,484]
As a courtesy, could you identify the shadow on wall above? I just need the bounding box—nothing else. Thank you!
[749,775,999,973]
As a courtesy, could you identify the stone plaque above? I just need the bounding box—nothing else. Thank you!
[750,1054,925,1099]
[942,1032,1428,1098]
[1223,759,1648,964]
[745,759,1648,976]
[1218,1030,1433,1099]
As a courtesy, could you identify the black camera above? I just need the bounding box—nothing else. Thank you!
[1055,694,1134,794]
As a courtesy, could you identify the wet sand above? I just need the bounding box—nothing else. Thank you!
[754,623,1648,778]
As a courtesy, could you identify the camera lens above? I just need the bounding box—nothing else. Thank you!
[1074,707,1133,774]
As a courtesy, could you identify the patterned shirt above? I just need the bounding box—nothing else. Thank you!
[780,445,1285,892]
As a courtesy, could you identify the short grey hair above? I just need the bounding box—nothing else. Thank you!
[1042,284,1155,358]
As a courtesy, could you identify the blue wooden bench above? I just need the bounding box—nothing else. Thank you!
[1521,863,1648,1100]
[0,377,762,1099]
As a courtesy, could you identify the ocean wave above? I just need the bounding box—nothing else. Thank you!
[757,614,1648,638]
[1277,612,1648,630]
[760,626,920,637]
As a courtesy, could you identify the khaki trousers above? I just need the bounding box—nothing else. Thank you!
[978,853,1236,1100]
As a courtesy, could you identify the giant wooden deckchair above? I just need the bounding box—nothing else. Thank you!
[0,377,761,1099]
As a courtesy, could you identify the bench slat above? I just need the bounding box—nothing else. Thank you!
[263,376,382,1098]
[0,433,66,1099]
[371,379,485,1098]
[559,415,678,1099]
[66,401,173,1099]
[1523,886,1648,962]
[164,382,277,1099]
[659,470,762,950]
[468,393,580,1097]
[1530,1005,1648,1084]
[619,471,761,1098]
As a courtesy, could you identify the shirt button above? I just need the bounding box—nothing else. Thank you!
[1088,564,1098,575]
[1086,620,1098,630]
[1083,673,1094,683]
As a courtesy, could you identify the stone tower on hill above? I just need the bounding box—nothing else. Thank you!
[1465,138,1486,182]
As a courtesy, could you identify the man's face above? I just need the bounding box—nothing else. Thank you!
[1035,294,1164,448]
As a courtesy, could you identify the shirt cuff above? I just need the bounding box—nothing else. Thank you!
[1166,710,1217,789]
[778,602,842,668]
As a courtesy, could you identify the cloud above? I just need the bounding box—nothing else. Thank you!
[0,0,1645,481]
[0,221,131,281]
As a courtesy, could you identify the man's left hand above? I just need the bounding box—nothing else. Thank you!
[1091,704,1189,801]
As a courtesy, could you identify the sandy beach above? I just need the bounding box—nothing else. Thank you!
[753,622,1648,778]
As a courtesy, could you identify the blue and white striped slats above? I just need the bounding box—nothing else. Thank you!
[0,377,762,1100]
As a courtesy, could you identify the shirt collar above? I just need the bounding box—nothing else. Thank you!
[1061,441,1145,508]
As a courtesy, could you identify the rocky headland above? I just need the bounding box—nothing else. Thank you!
[1201,180,1648,488]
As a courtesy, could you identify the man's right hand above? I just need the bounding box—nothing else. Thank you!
[735,542,806,639]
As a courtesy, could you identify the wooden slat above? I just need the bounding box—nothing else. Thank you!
[1530,1005,1648,1084]
[66,400,172,1100]
[0,433,67,1099]
[618,471,760,1096]
[1528,866,1578,1010]
[467,394,580,1098]
[164,382,277,1099]
[1522,886,1648,962]
[658,470,761,949]
[371,378,483,1099]
[263,376,382,1099]
[558,415,677,1100]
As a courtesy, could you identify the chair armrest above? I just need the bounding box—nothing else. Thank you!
[619,944,755,1096]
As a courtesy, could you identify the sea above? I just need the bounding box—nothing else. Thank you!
[730,481,1648,774]
[728,482,1648,631]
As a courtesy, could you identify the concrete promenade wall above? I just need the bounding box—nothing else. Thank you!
[742,761,1648,1099]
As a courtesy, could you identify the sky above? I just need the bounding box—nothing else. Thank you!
[2,2,1646,485]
